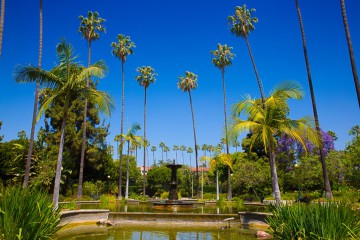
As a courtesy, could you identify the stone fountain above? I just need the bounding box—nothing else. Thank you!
[152,160,194,209]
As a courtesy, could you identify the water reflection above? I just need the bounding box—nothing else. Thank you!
[79,202,267,214]
[55,223,259,240]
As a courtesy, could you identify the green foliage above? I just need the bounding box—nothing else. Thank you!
[146,164,171,197]
[160,191,181,200]
[267,202,360,239]
[232,197,244,209]
[0,186,61,239]
[60,200,78,210]
[100,194,116,208]
[231,152,271,197]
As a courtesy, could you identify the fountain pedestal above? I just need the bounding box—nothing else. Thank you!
[152,161,194,210]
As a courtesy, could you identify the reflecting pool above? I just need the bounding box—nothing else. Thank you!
[55,222,259,240]
[78,202,268,214]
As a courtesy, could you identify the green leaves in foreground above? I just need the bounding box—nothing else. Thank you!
[0,186,61,240]
[266,202,360,239]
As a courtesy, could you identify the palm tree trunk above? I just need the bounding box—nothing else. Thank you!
[78,40,92,198]
[221,68,232,200]
[53,100,69,208]
[216,166,219,201]
[268,145,281,205]
[23,0,42,187]
[340,0,360,108]
[161,149,164,161]
[0,0,5,57]
[118,60,125,199]
[188,90,199,198]
[152,151,155,165]
[143,88,147,196]
[245,37,265,104]
[125,141,130,199]
[295,0,333,199]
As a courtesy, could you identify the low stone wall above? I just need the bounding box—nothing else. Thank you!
[59,209,110,226]
[238,212,272,227]
[109,212,239,224]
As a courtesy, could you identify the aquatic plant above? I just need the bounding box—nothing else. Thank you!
[266,202,360,239]
[0,186,61,239]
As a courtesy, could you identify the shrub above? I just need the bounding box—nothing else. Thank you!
[160,191,181,200]
[100,194,116,205]
[232,197,244,209]
[0,186,61,239]
[266,202,360,239]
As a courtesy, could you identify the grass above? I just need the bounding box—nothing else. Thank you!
[266,201,360,239]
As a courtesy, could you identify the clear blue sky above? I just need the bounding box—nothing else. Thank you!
[1,0,359,166]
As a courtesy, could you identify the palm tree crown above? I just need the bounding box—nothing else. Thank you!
[210,43,235,70]
[79,11,106,42]
[228,4,258,39]
[178,71,198,92]
[111,34,135,62]
[136,66,157,88]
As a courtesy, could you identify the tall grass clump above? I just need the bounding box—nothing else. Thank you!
[266,202,360,239]
[0,186,61,240]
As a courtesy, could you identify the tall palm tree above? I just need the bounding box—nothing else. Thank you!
[228,4,265,104]
[111,34,135,199]
[211,43,235,200]
[295,0,332,199]
[201,144,208,157]
[180,145,186,164]
[178,71,200,198]
[77,11,106,198]
[15,40,113,208]
[120,123,142,199]
[164,146,170,160]
[231,81,320,205]
[135,65,156,196]
[187,146,193,166]
[151,146,156,165]
[23,0,43,188]
[173,145,179,163]
[340,0,360,108]
[159,142,165,161]
[0,0,4,57]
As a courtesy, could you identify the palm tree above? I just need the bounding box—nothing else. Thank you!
[211,43,235,200]
[15,40,113,208]
[159,142,166,161]
[201,144,208,157]
[228,4,265,104]
[151,146,156,165]
[120,123,142,199]
[173,145,179,163]
[135,65,156,196]
[178,71,200,198]
[111,34,135,199]
[77,11,106,198]
[201,153,232,201]
[180,145,186,164]
[294,0,333,199]
[232,139,241,152]
[187,147,193,166]
[340,0,360,108]
[230,81,320,205]
[23,0,43,188]
[0,0,4,57]
[164,146,170,160]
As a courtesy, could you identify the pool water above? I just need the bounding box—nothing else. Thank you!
[55,222,260,240]
[78,202,267,214]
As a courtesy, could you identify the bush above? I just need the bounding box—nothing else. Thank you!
[0,186,61,239]
[160,191,181,200]
[100,194,116,205]
[266,202,360,239]
[232,197,244,209]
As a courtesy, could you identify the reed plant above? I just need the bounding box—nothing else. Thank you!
[266,201,360,239]
[0,186,61,240]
